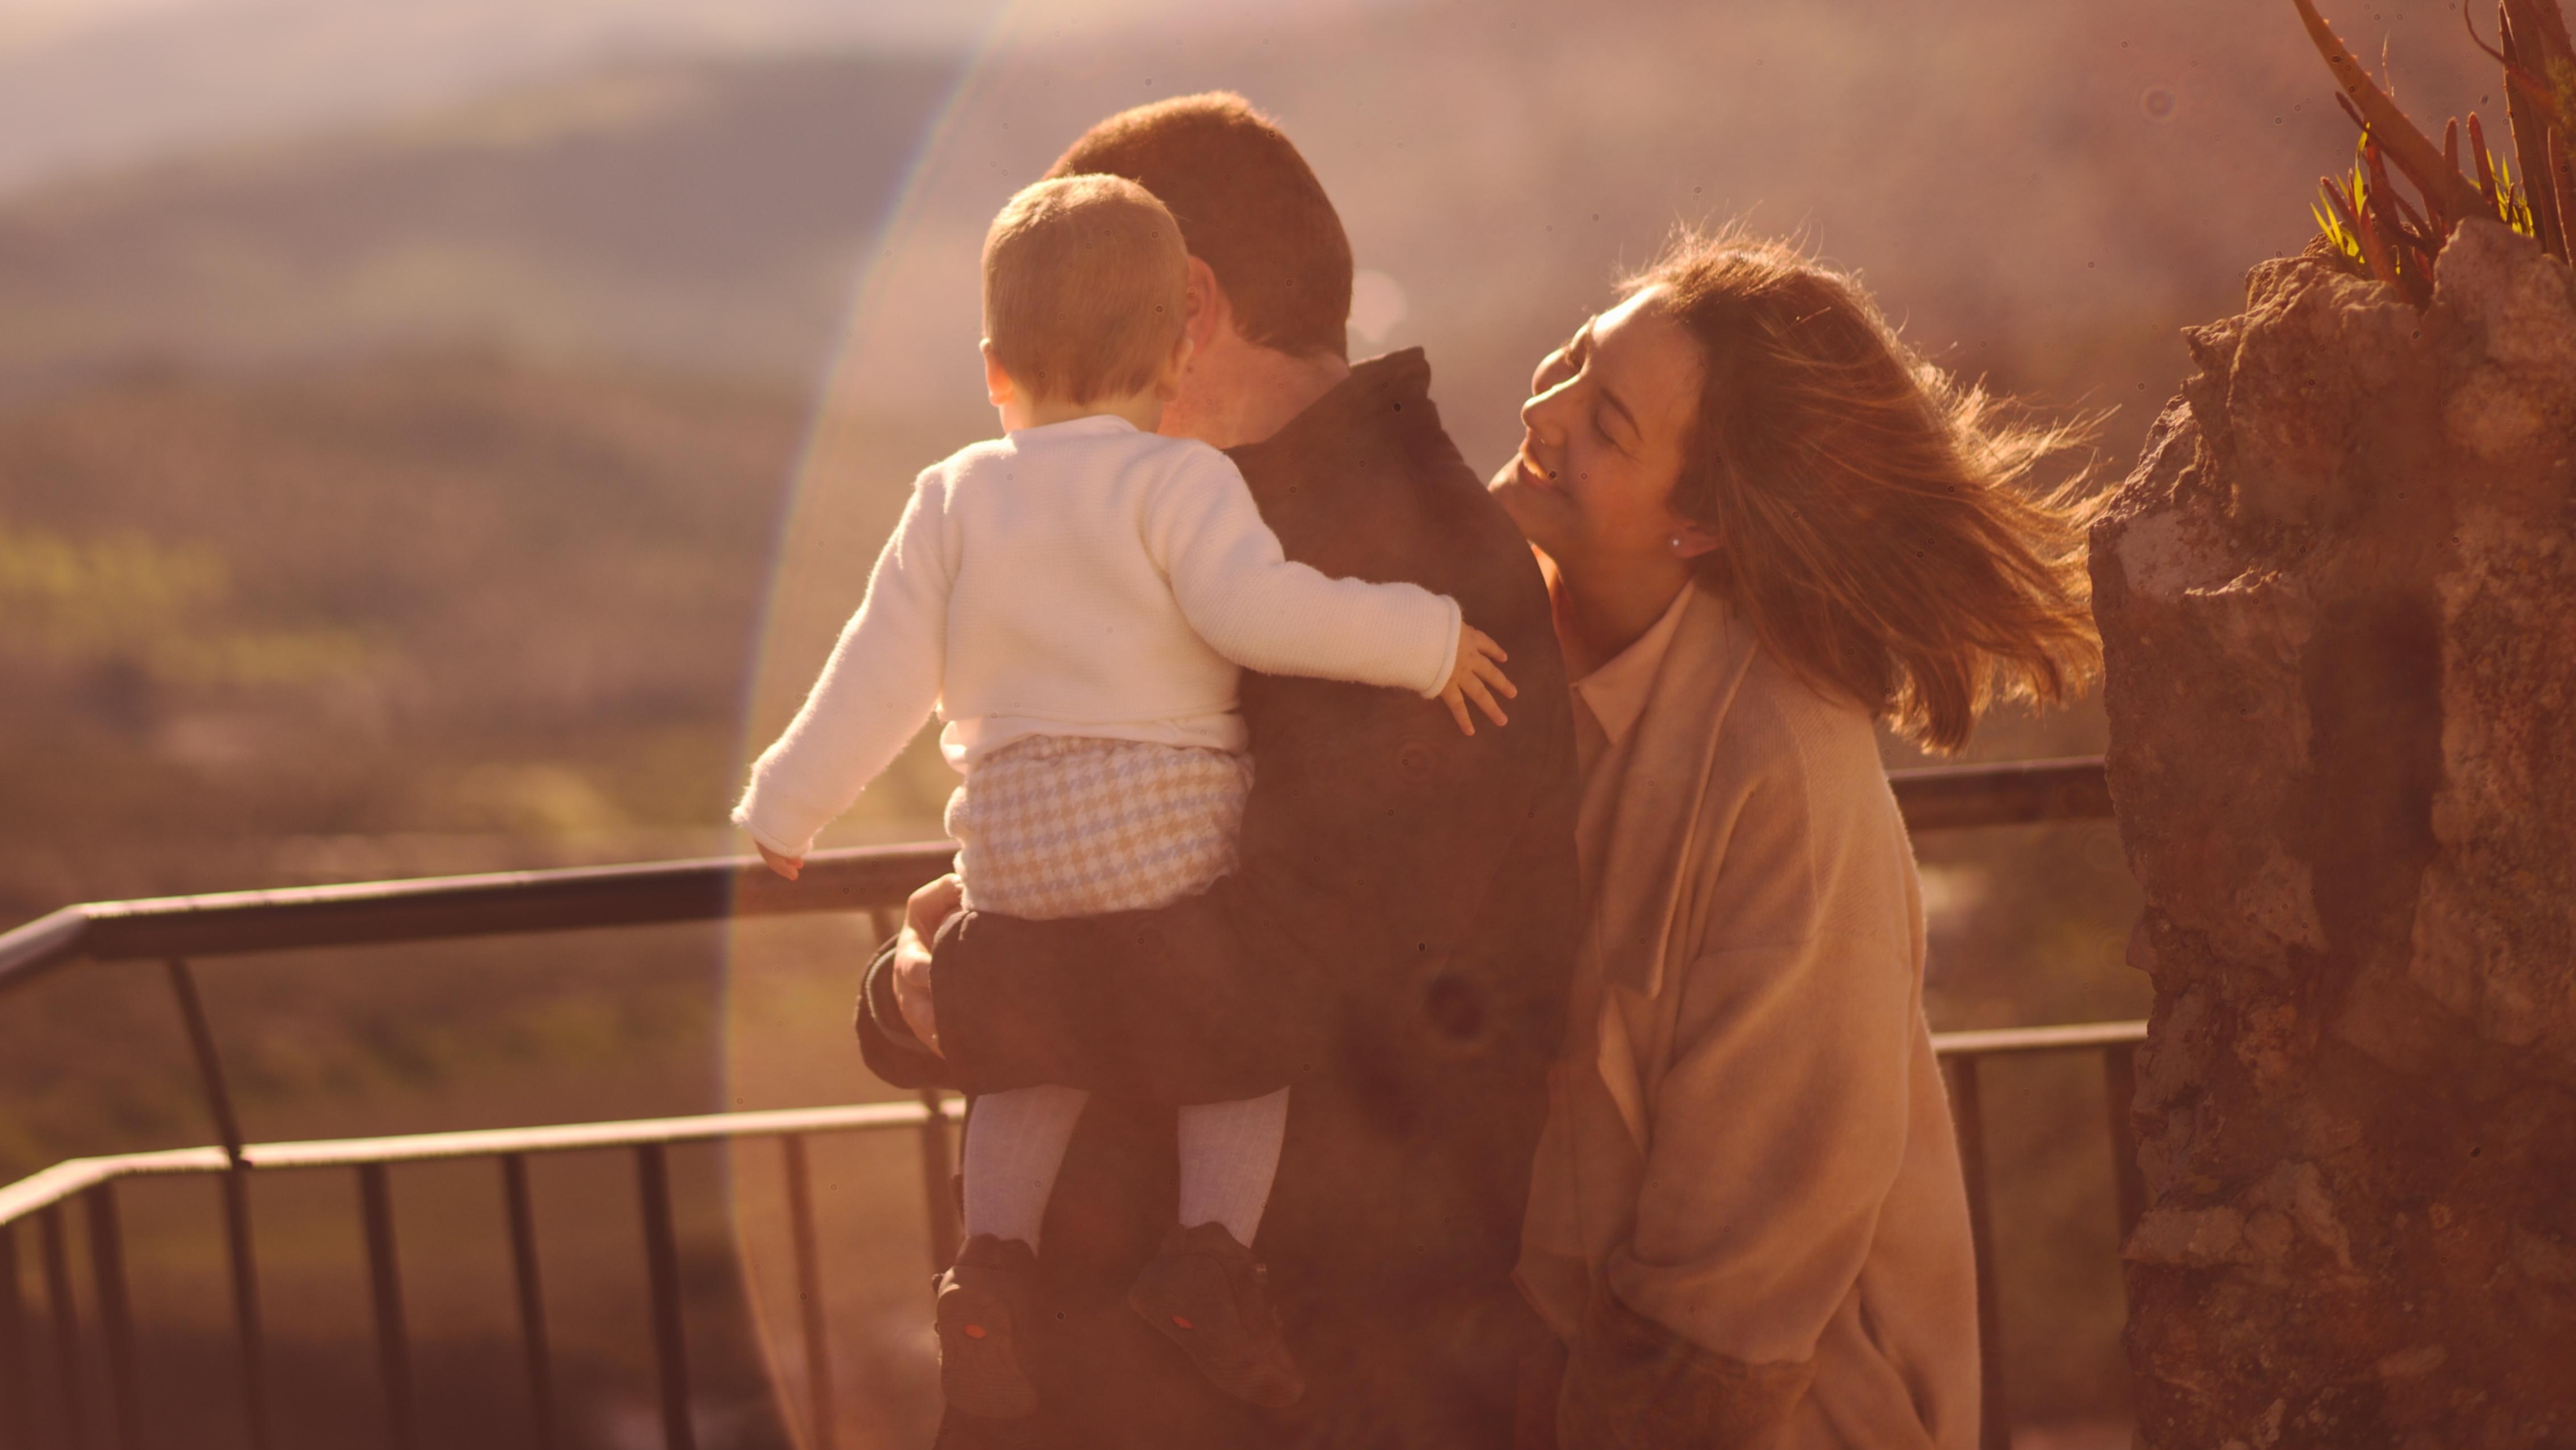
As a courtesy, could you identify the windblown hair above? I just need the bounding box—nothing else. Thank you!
[1633,230,2102,753]
[1044,92,1353,361]
[982,174,1187,405]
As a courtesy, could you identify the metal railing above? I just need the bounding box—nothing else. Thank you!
[0,756,2127,1450]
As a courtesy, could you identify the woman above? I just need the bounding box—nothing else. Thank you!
[1494,231,2100,1449]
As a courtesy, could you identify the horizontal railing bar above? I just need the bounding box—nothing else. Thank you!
[2,1018,2149,1224]
[1889,755,2114,832]
[0,760,2112,988]
[0,1159,136,1229]
[2,1098,965,1228]
[1929,1020,2147,1058]
[0,842,957,992]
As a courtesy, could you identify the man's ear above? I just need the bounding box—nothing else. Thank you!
[1155,329,1195,402]
[1182,255,1227,355]
[980,340,1014,408]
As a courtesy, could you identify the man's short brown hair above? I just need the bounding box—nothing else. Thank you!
[1044,93,1352,362]
[982,174,1187,405]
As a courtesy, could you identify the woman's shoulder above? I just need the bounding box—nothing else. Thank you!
[1717,640,1886,799]
[1675,632,1912,963]
[1677,651,1902,915]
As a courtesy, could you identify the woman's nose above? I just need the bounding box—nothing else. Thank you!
[1520,380,1571,441]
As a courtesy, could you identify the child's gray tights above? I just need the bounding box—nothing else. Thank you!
[961,1083,1289,1252]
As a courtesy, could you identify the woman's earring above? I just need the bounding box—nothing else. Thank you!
[1669,536,1683,551]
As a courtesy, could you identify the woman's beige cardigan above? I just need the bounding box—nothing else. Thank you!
[1518,583,1980,1450]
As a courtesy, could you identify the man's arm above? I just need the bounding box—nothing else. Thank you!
[852,939,953,1091]
[919,868,1326,1103]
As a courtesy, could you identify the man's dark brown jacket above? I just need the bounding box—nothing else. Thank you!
[857,349,1580,1449]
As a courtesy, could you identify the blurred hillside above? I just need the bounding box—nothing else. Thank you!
[0,51,959,395]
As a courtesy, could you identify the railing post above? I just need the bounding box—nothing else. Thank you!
[163,961,245,1165]
[781,1138,838,1450]
[356,1164,416,1450]
[82,1186,143,1450]
[635,1145,695,1450]
[39,1206,88,1450]
[2103,1042,2148,1246]
[1944,1055,2010,1450]
[499,1155,558,1450]
[1,1222,31,1450]
[916,1091,960,1273]
[217,1172,270,1450]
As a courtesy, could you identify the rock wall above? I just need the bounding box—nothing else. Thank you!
[2093,220,2576,1448]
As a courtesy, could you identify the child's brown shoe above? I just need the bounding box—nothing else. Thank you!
[1126,1222,1305,1409]
[935,1234,1043,1418]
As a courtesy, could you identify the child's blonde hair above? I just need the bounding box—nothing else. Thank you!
[982,175,1188,405]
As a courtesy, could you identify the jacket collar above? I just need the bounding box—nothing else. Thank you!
[1236,348,1434,466]
[1571,583,1694,749]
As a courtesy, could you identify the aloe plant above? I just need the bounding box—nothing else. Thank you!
[2294,0,2575,304]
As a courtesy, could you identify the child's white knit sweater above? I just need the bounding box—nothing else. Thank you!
[733,414,1463,858]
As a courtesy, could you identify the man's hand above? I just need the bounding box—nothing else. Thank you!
[891,872,963,1056]
[1438,623,1518,736]
[907,871,965,940]
[757,843,803,880]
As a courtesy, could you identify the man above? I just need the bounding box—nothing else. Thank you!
[857,93,1579,1448]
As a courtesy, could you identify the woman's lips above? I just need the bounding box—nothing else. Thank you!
[1513,454,1557,491]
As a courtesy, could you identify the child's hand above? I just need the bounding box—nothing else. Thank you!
[757,843,804,881]
[1438,624,1517,735]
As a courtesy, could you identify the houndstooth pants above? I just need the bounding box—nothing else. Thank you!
[945,734,1253,918]
[945,735,1288,1252]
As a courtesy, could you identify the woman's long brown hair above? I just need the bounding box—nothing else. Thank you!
[1634,229,2103,753]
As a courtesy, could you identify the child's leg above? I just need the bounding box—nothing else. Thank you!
[962,1083,1089,1251]
[1174,1087,1290,1245]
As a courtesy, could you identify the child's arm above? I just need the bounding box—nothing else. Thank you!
[1152,448,1515,732]
[733,471,954,869]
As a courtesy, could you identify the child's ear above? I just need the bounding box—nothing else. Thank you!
[981,341,1015,408]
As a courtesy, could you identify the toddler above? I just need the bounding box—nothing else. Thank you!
[734,174,1514,1418]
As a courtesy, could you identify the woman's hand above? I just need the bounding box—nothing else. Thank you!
[1438,624,1518,735]
[890,872,962,1056]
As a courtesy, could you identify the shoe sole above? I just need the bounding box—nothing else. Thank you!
[1128,1253,1304,1409]
[937,1277,1038,1419]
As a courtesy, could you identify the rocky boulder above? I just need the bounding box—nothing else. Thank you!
[2093,220,2576,1447]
